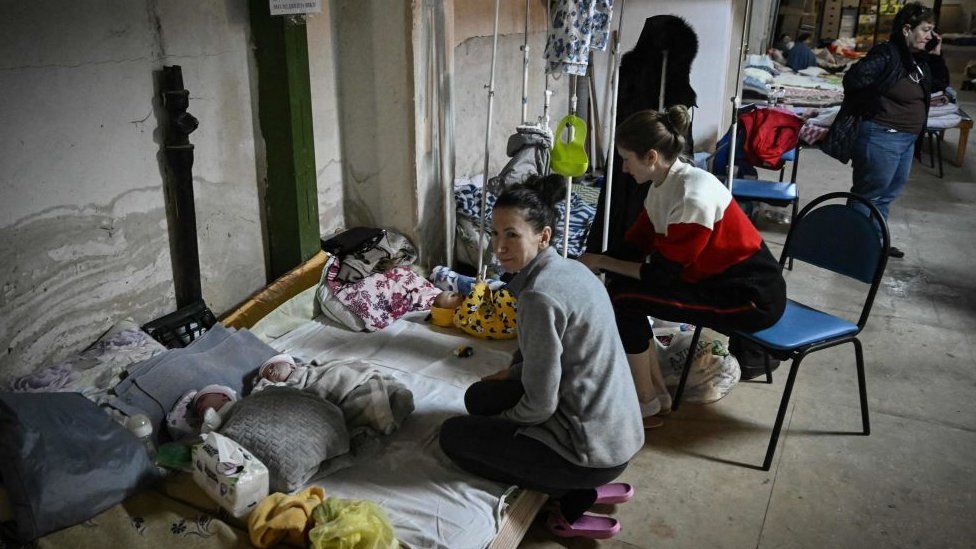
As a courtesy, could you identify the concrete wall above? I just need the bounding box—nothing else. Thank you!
[452,0,569,180]
[307,5,345,237]
[0,1,344,383]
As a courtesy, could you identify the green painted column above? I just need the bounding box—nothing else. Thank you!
[249,2,320,280]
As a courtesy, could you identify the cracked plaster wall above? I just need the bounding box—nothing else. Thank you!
[0,0,346,383]
[307,6,345,237]
[452,0,567,181]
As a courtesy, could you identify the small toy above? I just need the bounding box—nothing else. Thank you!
[453,345,474,358]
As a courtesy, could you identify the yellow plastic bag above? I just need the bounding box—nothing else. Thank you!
[309,497,398,549]
[452,281,518,340]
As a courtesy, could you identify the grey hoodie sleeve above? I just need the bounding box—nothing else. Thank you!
[499,291,564,425]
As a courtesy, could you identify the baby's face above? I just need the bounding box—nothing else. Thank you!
[262,361,295,382]
[194,393,231,417]
[434,291,463,309]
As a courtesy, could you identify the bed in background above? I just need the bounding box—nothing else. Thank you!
[4,251,547,548]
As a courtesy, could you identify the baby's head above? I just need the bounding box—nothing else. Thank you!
[430,291,463,327]
[434,291,463,310]
[258,354,297,382]
[192,385,237,418]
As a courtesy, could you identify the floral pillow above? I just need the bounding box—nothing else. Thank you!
[7,319,167,397]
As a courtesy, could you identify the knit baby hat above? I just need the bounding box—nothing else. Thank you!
[258,354,296,380]
[193,384,238,409]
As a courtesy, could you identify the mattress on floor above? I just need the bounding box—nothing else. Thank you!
[271,311,521,549]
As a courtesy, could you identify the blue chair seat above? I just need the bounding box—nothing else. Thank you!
[740,300,858,352]
[780,148,797,162]
[731,179,797,204]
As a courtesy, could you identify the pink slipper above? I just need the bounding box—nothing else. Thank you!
[595,482,635,505]
[546,511,620,539]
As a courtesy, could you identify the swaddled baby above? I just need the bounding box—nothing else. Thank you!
[251,354,413,441]
[166,384,238,440]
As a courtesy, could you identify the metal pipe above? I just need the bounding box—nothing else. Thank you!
[725,0,754,189]
[601,0,626,253]
[542,0,552,128]
[563,74,578,257]
[520,0,531,124]
[659,50,668,112]
[477,0,502,276]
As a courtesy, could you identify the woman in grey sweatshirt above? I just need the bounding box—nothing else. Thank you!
[439,176,644,537]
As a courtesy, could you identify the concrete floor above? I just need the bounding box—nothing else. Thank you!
[521,91,976,548]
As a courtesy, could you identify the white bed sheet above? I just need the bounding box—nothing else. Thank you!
[271,312,519,549]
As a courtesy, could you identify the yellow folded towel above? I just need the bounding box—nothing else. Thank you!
[248,486,327,548]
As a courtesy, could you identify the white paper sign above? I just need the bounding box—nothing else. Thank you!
[270,0,321,16]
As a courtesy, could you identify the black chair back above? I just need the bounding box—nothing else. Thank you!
[780,192,890,329]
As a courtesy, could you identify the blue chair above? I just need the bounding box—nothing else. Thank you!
[712,124,801,263]
[672,192,890,471]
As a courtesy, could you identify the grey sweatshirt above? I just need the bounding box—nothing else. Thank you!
[502,246,645,468]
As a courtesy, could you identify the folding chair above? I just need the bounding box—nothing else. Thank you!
[672,192,890,471]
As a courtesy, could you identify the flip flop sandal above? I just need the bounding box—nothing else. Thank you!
[546,511,620,539]
[594,482,635,505]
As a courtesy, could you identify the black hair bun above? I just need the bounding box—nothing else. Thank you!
[525,174,567,208]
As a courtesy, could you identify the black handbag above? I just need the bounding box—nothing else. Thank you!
[821,106,860,164]
[320,227,384,257]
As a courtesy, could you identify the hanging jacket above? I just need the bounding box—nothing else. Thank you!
[587,15,699,256]
[739,108,804,170]
[485,125,552,195]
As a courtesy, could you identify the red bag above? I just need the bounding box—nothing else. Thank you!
[739,108,804,170]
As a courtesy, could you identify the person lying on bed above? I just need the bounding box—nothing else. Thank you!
[428,283,518,340]
[439,175,645,540]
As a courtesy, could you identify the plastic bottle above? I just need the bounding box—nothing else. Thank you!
[126,414,157,462]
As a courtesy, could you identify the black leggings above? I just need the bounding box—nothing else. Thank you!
[438,380,627,522]
[612,246,786,354]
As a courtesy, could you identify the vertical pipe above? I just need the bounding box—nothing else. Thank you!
[563,75,578,257]
[477,0,502,276]
[658,50,668,112]
[543,0,552,128]
[521,0,531,125]
[726,0,754,189]
[601,0,626,253]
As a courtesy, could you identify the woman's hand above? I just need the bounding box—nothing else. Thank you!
[930,31,942,55]
[577,253,605,274]
[481,368,511,382]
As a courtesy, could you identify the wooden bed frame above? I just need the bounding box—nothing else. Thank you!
[220,251,548,547]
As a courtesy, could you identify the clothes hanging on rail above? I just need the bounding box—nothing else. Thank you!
[544,0,614,76]
[586,15,699,256]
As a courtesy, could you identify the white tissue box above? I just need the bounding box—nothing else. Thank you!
[191,432,269,518]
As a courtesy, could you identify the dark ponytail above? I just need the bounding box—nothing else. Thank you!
[494,174,566,234]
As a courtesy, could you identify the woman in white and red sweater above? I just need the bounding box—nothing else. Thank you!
[580,107,786,428]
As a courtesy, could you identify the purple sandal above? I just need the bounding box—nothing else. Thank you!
[595,482,635,505]
[546,511,620,539]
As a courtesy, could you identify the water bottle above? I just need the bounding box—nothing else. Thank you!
[126,414,157,461]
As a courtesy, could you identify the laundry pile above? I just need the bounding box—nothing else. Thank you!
[926,93,962,129]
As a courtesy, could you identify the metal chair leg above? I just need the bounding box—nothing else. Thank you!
[763,352,773,383]
[790,148,800,183]
[936,131,944,178]
[853,338,870,436]
[762,353,804,471]
[929,132,936,168]
[672,325,703,411]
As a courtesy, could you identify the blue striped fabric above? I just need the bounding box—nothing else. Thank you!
[454,183,596,257]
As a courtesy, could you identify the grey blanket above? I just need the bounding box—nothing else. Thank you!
[110,325,277,441]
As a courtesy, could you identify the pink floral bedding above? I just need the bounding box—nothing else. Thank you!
[326,263,440,331]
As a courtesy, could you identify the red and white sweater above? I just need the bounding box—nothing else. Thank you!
[624,159,762,284]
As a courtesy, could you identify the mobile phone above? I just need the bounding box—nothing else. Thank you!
[926,31,940,52]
